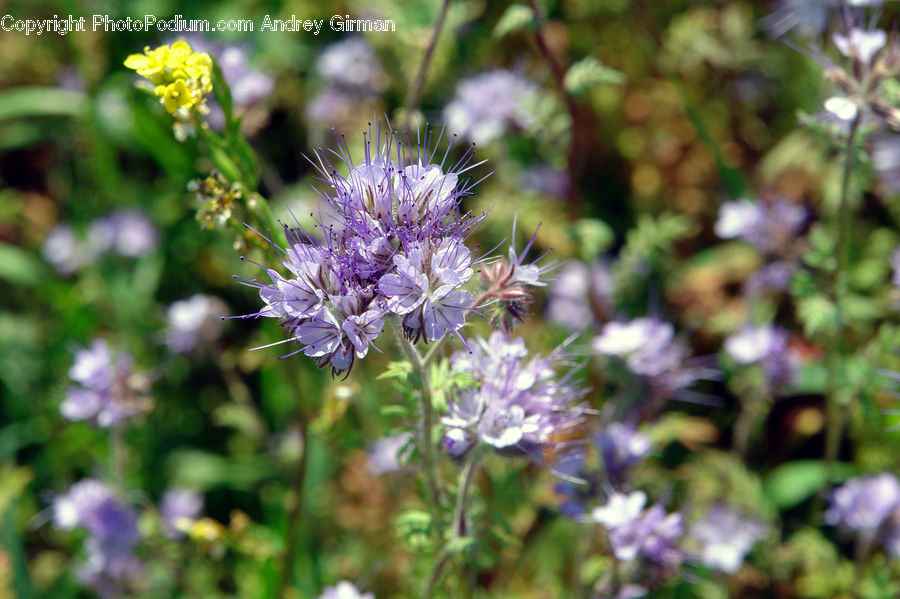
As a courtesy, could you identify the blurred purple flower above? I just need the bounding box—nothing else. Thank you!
[366,432,413,475]
[744,260,796,296]
[724,323,795,389]
[593,317,683,377]
[315,37,386,95]
[317,581,374,599]
[160,488,203,540]
[444,69,538,145]
[546,260,613,333]
[593,491,685,567]
[53,479,143,597]
[596,423,651,483]
[872,134,900,196]
[88,210,158,258]
[442,331,586,458]
[689,506,764,574]
[714,198,805,255]
[826,473,900,532]
[165,294,228,354]
[61,339,148,427]
[520,164,569,197]
[42,224,89,275]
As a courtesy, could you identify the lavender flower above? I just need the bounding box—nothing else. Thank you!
[826,473,900,532]
[592,491,685,568]
[545,260,613,333]
[764,0,885,39]
[689,506,764,574]
[317,581,374,599]
[714,198,805,255]
[442,332,586,458]
[444,69,538,145]
[165,294,228,353]
[160,488,203,539]
[53,479,143,597]
[596,423,651,483]
[724,324,795,389]
[42,224,89,275]
[744,260,796,296]
[236,124,485,375]
[592,317,684,377]
[366,432,413,475]
[61,339,149,427]
[87,210,158,258]
[315,37,386,95]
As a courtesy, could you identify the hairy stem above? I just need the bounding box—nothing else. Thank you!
[403,0,453,131]
[275,362,311,599]
[426,454,480,598]
[823,114,860,488]
[390,319,442,512]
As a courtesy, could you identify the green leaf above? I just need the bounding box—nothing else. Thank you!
[564,57,624,98]
[0,87,88,121]
[764,460,853,509]
[378,360,413,382]
[0,244,45,287]
[796,296,838,338]
[494,4,534,38]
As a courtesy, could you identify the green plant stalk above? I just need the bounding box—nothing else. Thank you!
[403,0,452,131]
[425,454,480,598]
[390,319,442,513]
[823,113,861,486]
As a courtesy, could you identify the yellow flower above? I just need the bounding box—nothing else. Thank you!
[162,79,192,113]
[124,41,214,112]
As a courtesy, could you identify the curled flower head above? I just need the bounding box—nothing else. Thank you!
[235,124,486,376]
[442,332,587,459]
[125,41,213,114]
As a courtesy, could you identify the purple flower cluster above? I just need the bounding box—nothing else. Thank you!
[689,506,764,574]
[591,491,685,568]
[238,126,484,375]
[714,198,806,255]
[53,479,143,597]
[43,210,158,275]
[592,317,715,404]
[724,323,795,389]
[444,69,538,146]
[442,332,586,458]
[61,339,149,427]
[165,294,228,354]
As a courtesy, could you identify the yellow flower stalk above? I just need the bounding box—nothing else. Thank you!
[124,41,213,114]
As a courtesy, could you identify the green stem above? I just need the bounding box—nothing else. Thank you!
[823,113,860,487]
[390,319,442,512]
[403,0,452,131]
[426,454,480,599]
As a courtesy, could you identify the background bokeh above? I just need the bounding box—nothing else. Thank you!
[4,0,900,597]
